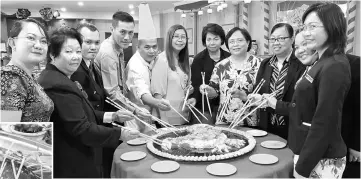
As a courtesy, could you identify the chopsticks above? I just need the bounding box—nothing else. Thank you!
[230,88,281,129]
[201,72,212,116]
[228,79,265,127]
[111,123,163,146]
[187,103,208,121]
[182,87,190,111]
[187,104,202,124]
[169,104,189,123]
[106,98,157,132]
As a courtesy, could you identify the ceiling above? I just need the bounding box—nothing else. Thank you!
[1,0,180,13]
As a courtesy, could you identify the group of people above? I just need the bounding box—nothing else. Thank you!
[0,2,359,178]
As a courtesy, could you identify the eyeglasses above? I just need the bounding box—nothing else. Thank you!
[14,36,48,46]
[268,37,290,43]
[229,39,246,45]
[300,24,324,31]
[173,35,187,41]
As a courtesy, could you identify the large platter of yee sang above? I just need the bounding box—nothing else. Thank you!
[147,124,256,161]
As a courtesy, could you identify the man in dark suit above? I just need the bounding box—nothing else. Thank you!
[342,54,360,178]
[71,23,150,178]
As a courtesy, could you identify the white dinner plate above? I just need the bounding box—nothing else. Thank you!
[260,140,286,149]
[246,129,268,137]
[151,160,180,173]
[120,151,147,161]
[249,154,278,165]
[127,138,148,146]
[206,163,237,176]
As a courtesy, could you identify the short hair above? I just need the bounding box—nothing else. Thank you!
[76,22,99,33]
[48,27,83,63]
[201,23,226,46]
[7,18,48,54]
[225,27,252,52]
[165,24,190,75]
[270,23,294,38]
[302,2,347,54]
[112,11,134,28]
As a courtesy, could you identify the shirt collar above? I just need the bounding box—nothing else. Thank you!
[269,49,293,65]
[108,35,123,56]
[135,51,154,69]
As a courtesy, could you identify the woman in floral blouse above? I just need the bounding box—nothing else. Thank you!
[1,18,53,122]
[201,27,261,127]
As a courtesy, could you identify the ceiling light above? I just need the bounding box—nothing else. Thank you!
[129,4,134,9]
[130,10,135,15]
[181,13,186,18]
[78,2,84,6]
[60,8,66,12]
[207,8,212,14]
[198,10,203,15]
[217,6,223,12]
[244,0,252,4]
[221,2,228,8]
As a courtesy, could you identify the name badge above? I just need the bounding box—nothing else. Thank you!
[305,74,314,83]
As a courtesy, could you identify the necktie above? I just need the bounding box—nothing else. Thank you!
[118,52,127,95]
[89,62,96,81]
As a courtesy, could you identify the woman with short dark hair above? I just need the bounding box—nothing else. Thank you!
[263,2,350,178]
[38,27,139,178]
[189,23,230,124]
[201,27,261,127]
[1,18,53,122]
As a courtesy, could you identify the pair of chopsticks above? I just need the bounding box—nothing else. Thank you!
[111,122,163,146]
[201,72,212,116]
[0,142,27,179]
[228,79,265,127]
[216,73,243,124]
[106,97,157,132]
[106,97,180,136]
[230,88,281,129]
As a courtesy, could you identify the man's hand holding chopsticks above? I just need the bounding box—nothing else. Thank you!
[120,128,140,142]
[262,94,277,109]
[112,110,135,123]
[156,99,171,111]
[134,107,152,124]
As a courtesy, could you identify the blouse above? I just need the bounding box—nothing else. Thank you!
[209,55,261,126]
[151,52,191,125]
[1,65,54,122]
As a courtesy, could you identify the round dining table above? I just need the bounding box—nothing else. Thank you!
[111,126,294,178]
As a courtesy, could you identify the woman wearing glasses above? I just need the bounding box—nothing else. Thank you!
[200,27,261,127]
[151,24,195,125]
[288,3,349,178]
[0,18,53,122]
[249,23,306,140]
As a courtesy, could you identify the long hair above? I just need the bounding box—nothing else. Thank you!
[165,24,190,75]
[302,2,347,54]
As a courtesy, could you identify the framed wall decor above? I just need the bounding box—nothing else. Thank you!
[222,23,235,34]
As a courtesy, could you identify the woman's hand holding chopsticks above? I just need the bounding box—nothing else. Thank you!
[134,107,153,124]
[120,127,140,142]
[183,98,196,112]
[199,84,217,98]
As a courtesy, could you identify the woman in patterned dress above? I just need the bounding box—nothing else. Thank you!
[1,18,53,122]
[151,24,195,125]
[200,27,261,127]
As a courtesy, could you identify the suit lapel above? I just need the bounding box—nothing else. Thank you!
[262,62,273,94]
[282,54,299,97]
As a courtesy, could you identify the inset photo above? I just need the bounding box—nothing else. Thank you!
[0,122,53,179]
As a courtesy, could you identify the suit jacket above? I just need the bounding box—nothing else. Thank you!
[38,64,122,178]
[71,59,116,112]
[255,52,306,139]
[286,48,351,177]
[342,54,360,151]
